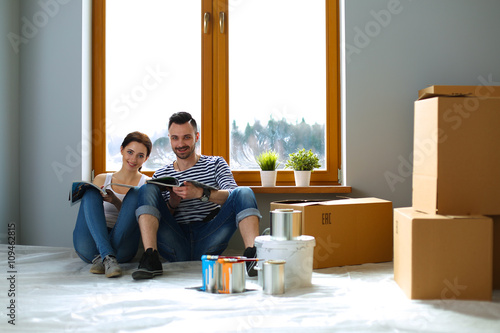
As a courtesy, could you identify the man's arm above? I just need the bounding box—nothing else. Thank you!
[202,188,228,205]
[171,182,229,205]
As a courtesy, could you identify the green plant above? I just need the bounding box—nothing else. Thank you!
[256,150,280,171]
[285,148,321,171]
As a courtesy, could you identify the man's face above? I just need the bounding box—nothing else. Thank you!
[168,122,199,160]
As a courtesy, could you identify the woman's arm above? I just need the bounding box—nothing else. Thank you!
[92,173,107,187]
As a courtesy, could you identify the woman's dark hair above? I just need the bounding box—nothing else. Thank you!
[121,131,152,157]
[168,111,198,132]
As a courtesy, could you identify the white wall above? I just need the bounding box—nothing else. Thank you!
[0,0,20,244]
[4,0,500,248]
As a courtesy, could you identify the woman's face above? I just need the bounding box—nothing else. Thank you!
[120,141,149,171]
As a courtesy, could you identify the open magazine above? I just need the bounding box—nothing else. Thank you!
[146,176,217,191]
[69,177,217,205]
[69,181,135,205]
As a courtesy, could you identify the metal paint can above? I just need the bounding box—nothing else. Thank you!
[269,209,302,240]
[217,258,246,294]
[263,260,286,295]
[201,255,219,292]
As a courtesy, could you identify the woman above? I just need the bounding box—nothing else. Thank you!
[73,131,152,278]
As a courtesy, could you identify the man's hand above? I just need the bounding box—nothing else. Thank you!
[171,181,203,200]
[168,190,182,208]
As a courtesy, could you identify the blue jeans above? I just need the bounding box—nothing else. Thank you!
[135,184,261,262]
[73,187,140,263]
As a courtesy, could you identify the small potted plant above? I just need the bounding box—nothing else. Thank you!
[285,148,321,186]
[256,150,280,187]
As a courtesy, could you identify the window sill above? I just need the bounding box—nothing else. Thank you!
[249,185,352,194]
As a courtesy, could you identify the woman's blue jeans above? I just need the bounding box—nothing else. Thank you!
[135,184,261,262]
[73,187,140,263]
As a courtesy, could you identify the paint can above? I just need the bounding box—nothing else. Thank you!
[263,260,286,295]
[201,255,219,292]
[217,258,246,294]
[269,209,302,240]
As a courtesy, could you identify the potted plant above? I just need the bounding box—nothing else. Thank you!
[256,150,280,187]
[285,148,321,186]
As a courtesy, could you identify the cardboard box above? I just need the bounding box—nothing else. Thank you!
[418,85,500,100]
[270,197,393,269]
[412,85,500,215]
[394,208,493,300]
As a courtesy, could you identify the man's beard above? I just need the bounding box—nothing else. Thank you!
[174,145,196,160]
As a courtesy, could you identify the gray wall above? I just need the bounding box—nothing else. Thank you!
[343,0,500,209]
[0,0,20,244]
[2,0,500,248]
[18,0,84,245]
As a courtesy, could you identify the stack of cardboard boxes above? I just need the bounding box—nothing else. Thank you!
[394,85,500,300]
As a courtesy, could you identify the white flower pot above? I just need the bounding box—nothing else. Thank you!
[260,170,277,187]
[294,170,311,187]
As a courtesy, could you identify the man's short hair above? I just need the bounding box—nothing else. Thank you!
[168,111,198,132]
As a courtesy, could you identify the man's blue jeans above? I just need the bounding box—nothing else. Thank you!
[73,187,140,263]
[135,184,261,261]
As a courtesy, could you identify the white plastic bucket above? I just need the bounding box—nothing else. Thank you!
[255,235,315,290]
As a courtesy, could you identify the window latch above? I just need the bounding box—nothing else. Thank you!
[204,12,210,34]
[219,12,225,34]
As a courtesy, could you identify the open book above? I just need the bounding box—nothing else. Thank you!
[69,181,135,205]
[146,176,217,191]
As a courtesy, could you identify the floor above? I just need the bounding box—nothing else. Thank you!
[1,245,499,333]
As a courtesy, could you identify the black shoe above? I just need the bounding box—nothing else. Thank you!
[243,246,258,277]
[132,248,163,280]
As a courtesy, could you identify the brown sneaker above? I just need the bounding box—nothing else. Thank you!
[90,255,105,274]
[103,255,122,278]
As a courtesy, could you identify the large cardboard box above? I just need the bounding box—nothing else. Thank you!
[412,85,500,215]
[394,208,493,300]
[270,197,393,269]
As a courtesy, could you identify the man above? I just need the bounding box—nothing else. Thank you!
[133,112,261,280]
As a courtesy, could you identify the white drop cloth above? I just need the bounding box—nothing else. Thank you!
[1,245,499,333]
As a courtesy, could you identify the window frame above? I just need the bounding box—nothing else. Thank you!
[92,0,340,185]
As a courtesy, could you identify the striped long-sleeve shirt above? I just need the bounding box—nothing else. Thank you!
[153,155,238,224]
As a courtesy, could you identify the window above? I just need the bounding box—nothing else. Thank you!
[92,0,340,185]
[105,0,201,171]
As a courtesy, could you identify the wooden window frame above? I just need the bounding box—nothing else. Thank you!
[92,0,340,186]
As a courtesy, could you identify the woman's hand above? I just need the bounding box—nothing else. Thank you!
[102,189,122,210]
